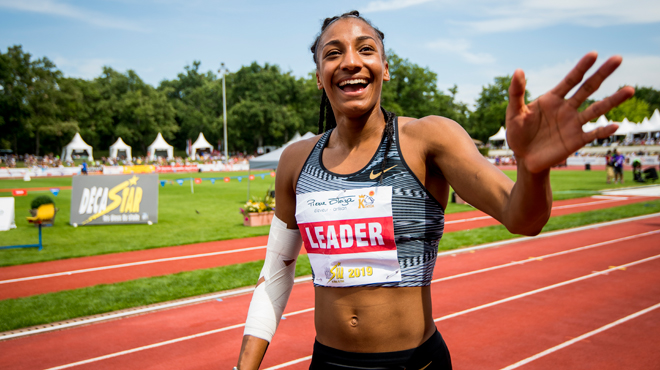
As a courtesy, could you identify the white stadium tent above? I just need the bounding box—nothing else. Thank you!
[188,132,213,158]
[249,132,316,170]
[651,109,660,126]
[635,109,660,135]
[62,132,94,162]
[488,126,508,148]
[247,131,316,199]
[147,133,174,161]
[650,109,660,134]
[613,118,636,137]
[583,115,611,133]
[109,137,132,160]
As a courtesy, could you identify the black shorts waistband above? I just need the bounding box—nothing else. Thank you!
[310,329,452,369]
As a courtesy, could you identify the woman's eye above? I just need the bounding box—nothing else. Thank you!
[360,46,375,52]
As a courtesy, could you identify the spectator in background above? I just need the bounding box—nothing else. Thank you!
[612,149,625,184]
[605,149,614,183]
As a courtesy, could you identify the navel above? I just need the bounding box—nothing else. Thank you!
[349,315,358,327]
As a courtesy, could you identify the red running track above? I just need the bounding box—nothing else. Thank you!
[0,195,656,299]
[0,214,659,369]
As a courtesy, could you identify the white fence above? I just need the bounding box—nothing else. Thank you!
[0,167,80,178]
[567,156,659,166]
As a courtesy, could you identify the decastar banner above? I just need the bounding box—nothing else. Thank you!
[70,174,158,226]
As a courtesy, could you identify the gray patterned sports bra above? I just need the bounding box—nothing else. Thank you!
[295,115,445,287]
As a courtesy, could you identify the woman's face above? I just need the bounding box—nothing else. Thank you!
[316,18,390,119]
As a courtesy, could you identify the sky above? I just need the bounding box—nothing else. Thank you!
[1,0,659,108]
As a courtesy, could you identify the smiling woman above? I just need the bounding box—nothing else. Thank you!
[235,10,634,370]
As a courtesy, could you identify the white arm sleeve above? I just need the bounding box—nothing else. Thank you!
[243,215,302,342]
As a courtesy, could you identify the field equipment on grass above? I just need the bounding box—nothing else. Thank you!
[0,203,55,251]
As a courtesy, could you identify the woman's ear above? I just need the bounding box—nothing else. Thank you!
[316,71,323,90]
[383,61,391,82]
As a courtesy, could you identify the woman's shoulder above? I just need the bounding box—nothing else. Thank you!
[278,133,324,176]
[398,115,473,149]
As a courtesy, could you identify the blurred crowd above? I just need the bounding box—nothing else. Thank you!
[1,152,254,169]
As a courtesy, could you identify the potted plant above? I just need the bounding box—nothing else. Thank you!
[29,195,57,226]
[240,189,275,227]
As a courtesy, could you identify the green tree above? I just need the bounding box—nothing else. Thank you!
[159,61,222,150]
[94,67,178,154]
[36,76,82,155]
[226,62,305,153]
[0,45,70,154]
[606,97,650,122]
[633,86,660,114]
[467,76,530,142]
[381,51,469,125]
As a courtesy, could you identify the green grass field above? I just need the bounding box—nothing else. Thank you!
[0,168,639,267]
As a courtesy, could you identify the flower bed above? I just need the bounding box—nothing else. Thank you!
[240,189,275,227]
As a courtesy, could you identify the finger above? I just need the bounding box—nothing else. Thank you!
[568,55,623,109]
[582,123,618,143]
[577,86,635,123]
[550,52,598,98]
[508,69,526,115]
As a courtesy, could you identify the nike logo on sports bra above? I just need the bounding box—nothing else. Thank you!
[369,165,398,180]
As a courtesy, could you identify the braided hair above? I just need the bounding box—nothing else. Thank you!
[311,10,396,183]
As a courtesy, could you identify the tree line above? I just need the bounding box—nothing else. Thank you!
[2,45,659,156]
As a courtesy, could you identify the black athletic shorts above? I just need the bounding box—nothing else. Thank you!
[614,166,623,175]
[309,329,452,370]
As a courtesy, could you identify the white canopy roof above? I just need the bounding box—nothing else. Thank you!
[613,118,636,136]
[249,132,316,170]
[651,109,660,124]
[644,109,660,133]
[188,132,213,157]
[488,126,507,141]
[147,133,174,161]
[583,115,611,133]
[61,132,93,162]
[109,137,132,160]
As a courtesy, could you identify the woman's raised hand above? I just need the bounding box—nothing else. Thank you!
[505,52,634,173]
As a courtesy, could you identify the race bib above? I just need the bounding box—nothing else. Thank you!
[295,186,401,287]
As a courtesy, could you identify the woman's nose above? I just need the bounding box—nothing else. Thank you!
[340,48,362,71]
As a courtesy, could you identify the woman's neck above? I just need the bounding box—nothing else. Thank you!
[332,105,386,150]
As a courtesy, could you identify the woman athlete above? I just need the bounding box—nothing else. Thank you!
[236,10,633,369]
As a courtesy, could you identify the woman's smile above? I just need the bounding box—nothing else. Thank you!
[337,77,370,95]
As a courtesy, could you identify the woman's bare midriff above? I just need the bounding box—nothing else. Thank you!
[314,285,436,353]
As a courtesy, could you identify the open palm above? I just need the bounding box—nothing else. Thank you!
[506,52,634,174]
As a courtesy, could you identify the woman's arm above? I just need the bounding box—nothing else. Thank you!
[404,52,632,236]
[236,138,317,369]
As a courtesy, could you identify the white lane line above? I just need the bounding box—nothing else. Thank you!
[499,302,660,370]
[431,230,660,284]
[550,198,620,210]
[251,253,660,370]
[444,197,632,225]
[264,356,313,370]
[445,215,492,224]
[1,197,650,285]
[5,213,659,340]
[433,253,660,323]
[43,307,315,370]
[0,245,267,285]
[436,212,660,258]
[444,199,620,225]
[591,195,629,200]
